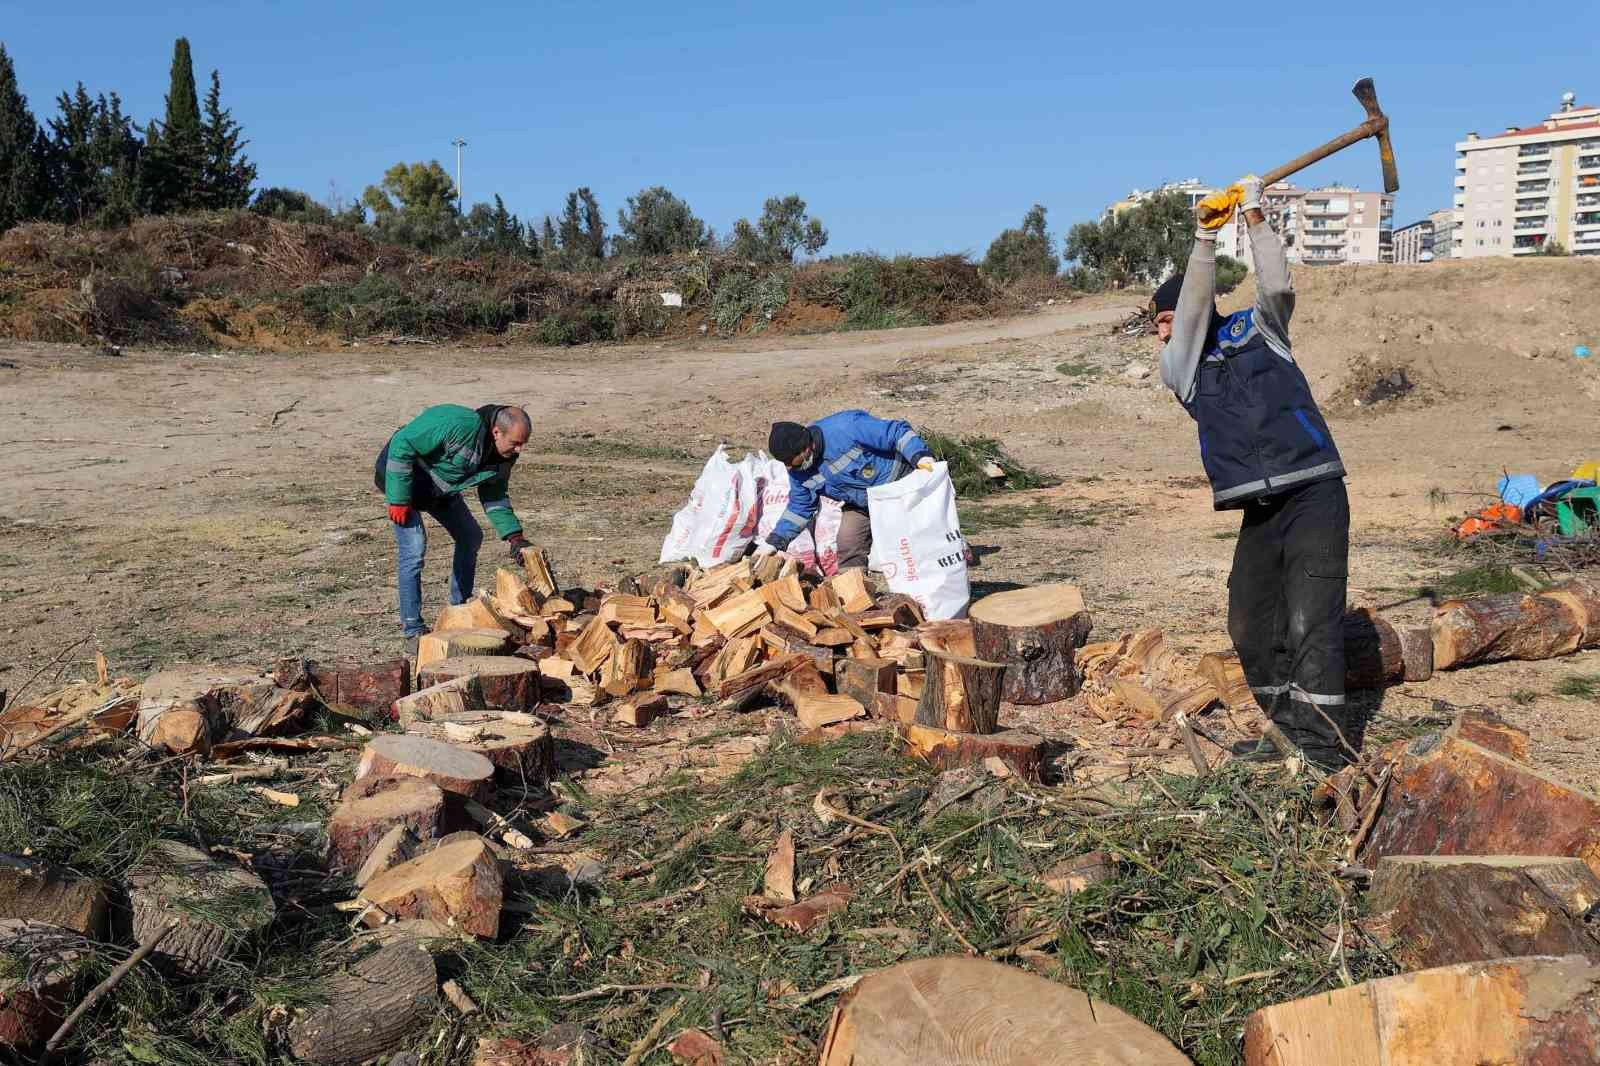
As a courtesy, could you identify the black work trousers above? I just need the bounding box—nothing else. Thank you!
[1227,477,1353,765]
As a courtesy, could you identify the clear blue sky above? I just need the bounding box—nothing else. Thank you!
[2,1,1592,255]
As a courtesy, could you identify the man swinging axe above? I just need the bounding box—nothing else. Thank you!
[754,410,935,572]
[375,403,534,653]
[1153,178,1354,768]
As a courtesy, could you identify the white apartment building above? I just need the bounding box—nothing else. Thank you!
[1454,92,1600,257]
[1222,181,1394,269]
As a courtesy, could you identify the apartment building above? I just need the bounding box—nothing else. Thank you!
[1224,181,1394,268]
[1392,218,1435,263]
[1454,92,1600,257]
[1104,178,1248,260]
[1428,208,1456,260]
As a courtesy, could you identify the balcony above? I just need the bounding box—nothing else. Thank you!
[1579,194,1600,207]
[1517,162,1551,175]
[1303,201,1347,217]
[1579,155,1600,171]
[1517,180,1550,193]
[1575,212,1600,227]
[1513,234,1547,249]
[1515,200,1550,213]
[1518,144,1551,158]
[1513,218,1548,230]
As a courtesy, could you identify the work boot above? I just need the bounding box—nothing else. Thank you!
[403,635,420,658]
[1279,704,1353,771]
[1230,736,1286,763]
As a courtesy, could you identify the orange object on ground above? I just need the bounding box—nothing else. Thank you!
[1453,503,1522,540]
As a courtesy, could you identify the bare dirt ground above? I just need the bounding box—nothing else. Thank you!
[4,257,1600,786]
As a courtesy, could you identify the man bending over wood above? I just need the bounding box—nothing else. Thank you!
[374,403,532,653]
[756,410,934,572]
[1153,177,1355,768]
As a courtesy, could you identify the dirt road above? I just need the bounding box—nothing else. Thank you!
[4,267,1599,783]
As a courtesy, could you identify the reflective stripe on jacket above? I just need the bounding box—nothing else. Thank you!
[767,409,931,550]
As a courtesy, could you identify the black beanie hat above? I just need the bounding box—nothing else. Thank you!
[1150,273,1185,315]
[768,421,810,463]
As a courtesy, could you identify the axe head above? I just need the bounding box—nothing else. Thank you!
[1352,77,1399,193]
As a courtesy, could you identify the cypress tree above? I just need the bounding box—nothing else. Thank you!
[200,70,254,208]
[148,36,204,212]
[0,43,48,233]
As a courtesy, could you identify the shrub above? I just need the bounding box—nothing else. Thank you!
[710,270,788,335]
[983,204,1058,282]
[1216,254,1248,295]
[533,303,615,346]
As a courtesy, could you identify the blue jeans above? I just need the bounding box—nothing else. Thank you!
[392,495,483,637]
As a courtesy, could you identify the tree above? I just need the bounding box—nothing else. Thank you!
[458,194,536,259]
[728,194,828,263]
[199,70,254,209]
[1537,239,1569,257]
[46,84,143,226]
[143,36,206,213]
[614,185,708,257]
[982,204,1058,282]
[551,187,606,266]
[250,187,332,223]
[362,160,458,217]
[1064,192,1200,288]
[1215,253,1249,294]
[0,43,48,234]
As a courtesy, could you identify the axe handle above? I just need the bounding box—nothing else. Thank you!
[1261,116,1388,187]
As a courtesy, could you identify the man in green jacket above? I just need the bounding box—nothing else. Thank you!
[373,403,532,650]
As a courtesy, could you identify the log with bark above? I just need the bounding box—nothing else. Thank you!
[1542,579,1600,648]
[0,856,106,936]
[1242,955,1600,1066]
[613,693,668,727]
[126,841,275,976]
[353,826,419,889]
[968,583,1092,704]
[817,956,1193,1065]
[0,920,87,1053]
[1431,590,1585,670]
[355,735,497,801]
[357,833,503,938]
[416,628,510,670]
[418,655,539,713]
[1342,607,1405,688]
[392,674,487,727]
[298,659,412,717]
[408,713,554,788]
[915,627,1005,735]
[1446,707,1530,762]
[286,941,438,1066]
[1368,855,1600,968]
[898,723,1046,784]
[327,775,447,875]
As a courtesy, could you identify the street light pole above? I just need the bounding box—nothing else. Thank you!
[451,137,467,214]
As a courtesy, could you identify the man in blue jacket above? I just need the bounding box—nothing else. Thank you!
[754,410,935,571]
[1155,177,1353,768]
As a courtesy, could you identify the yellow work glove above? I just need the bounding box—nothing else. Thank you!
[1196,185,1243,231]
[916,457,935,472]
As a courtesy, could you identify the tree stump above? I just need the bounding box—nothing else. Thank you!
[417,628,510,670]
[1342,608,1405,688]
[0,920,87,1053]
[899,723,1046,783]
[1431,591,1584,670]
[328,776,447,876]
[408,713,555,788]
[303,658,412,717]
[357,834,503,939]
[393,674,488,728]
[419,656,539,713]
[126,841,275,976]
[915,627,1005,735]
[286,942,438,1066]
[817,956,1192,1065]
[969,584,1092,704]
[0,856,106,936]
[356,735,496,801]
[1369,855,1600,969]
[1366,734,1600,877]
[1242,955,1600,1066]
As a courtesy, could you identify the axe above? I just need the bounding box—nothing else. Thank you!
[1201,77,1398,225]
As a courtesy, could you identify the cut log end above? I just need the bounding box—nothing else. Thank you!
[899,723,1046,784]
[418,656,539,713]
[358,834,504,939]
[356,734,496,801]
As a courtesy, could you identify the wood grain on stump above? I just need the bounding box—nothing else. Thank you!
[127,841,275,976]
[328,775,447,875]
[0,855,106,936]
[407,713,555,788]
[355,734,496,801]
[393,673,487,728]
[1243,955,1600,1066]
[899,723,1046,783]
[1369,855,1600,969]
[287,942,438,1065]
[969,584,1091,704]
[418,627,510,670]
[419,655,540,713]
[817,956,1192,1065]
[358,833,503,939]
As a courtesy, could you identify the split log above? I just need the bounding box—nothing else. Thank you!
[354,826,419,889]
[358,833,503,938]
[495,567,540,613]
[299,659,412,717]
[1366,733,1600,877]
[875,693,919,723]
[1431,591,1584,670]
[149,699,213,755]
[433,597,512,636]
[519,545,560,599]
[418,655,539,713]
[1195,652,1255,711]
[716,654,805,701]
[915,639,1005,735]
[817,956,1192,1065]
[1368,855,1600,968]
[969,584,1091,704]
[793,694,866,730]
[127,841,275,976]
[772,661,829,706]
[1342,607,1405,688]
[356,734,496,800]
[1542,579,1600,647]
[0,857,105,936]
[1242,955,1600,1066]
[0,920,88,1053]
[704,588,770,638]
[613,693,668,728]
[392,674,487,727]
[416,628,510,669]
[138,665,270,752]
[653,668,702,698]
[899,723,1046,784]
[598,594,655,627]
[600,639,654,698]
[828,570,874,613]
[328,776,447,875]
[567,616,620,675]
[410,714,555,787]
[287,941,438,1066]
[835,658,897,713]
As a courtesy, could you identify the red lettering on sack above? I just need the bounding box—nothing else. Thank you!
[899,537,918,582]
